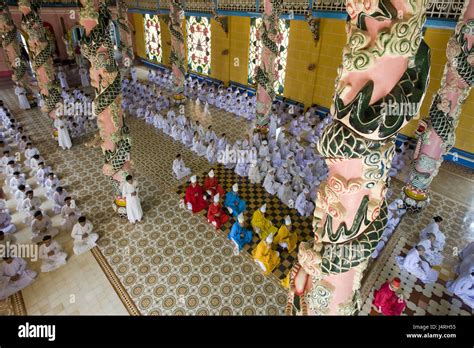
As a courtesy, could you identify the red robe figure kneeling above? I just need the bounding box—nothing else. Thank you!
[373,278,406,316]
[184,175,208,213]
[203,169,225,201]
[207,194,229,229]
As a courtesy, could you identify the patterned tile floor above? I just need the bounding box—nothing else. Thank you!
[1,65,473,315]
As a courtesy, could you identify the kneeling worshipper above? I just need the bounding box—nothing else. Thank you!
[372,278,406,316]
[52,186,69,215]
[251,204,278,240]
[455,253,474,277]
[172,154,192,180]
[71,216,99,255]
[295,188,314,217]
[274,215,298,253]
[0,256,37,300]
[60,197,81,232]
[53,116,72,150]
[447,271,474,309]
[248,162,261,184]
[203,169,225,201]
[121,175,143,225]
[252,234,280,275]
[19,190,42,224]
[396,244,438,284]
[184,175,208,213]
[38,235,68,273]
[418,233,444,266]
[224,183,246,218]
[0,230,16,246]
[228,213,252,255]
[460,241,474,261]
[420,216,445,250]
[0,209,16,235]
[31,211,59,243]
[207,194,229,230]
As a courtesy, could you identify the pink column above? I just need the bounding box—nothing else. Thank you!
[79,0,132,197]
[403,0,474,211]
[0,0,30,90]
[18,0,62,119]
[254,0,282,133]
[168,0,186,105]
[287,0,431,315]
[116,0,134,72]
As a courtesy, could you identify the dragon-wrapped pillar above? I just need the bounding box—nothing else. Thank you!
[286,0,431,315]
[255,0,282,134]
[0,0,31,91]
[18,0,62,119]
[169,0,186,106]
[79,0,132,199]
[403,0,474,211]
[116,0,134,74]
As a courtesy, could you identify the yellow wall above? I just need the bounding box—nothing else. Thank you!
[210,18,230,83]
[229,16,250,86]
[160,17,171,67]
[131,13,146,59]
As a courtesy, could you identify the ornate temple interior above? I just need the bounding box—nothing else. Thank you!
[0,0,472,319]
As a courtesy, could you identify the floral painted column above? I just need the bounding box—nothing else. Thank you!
[169,0,186,105]
[255,0,282,133]
[79,0,132,197]
[18,0,62,119]
[116,0,134,72]
[0,0,30,90]
[403,0,474,211]
[286,0,431,315]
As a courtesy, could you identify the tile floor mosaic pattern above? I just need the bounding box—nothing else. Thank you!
[175,164,314,281]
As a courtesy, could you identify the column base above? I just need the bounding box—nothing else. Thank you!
[402,185,430,212]
[112,197,128,218]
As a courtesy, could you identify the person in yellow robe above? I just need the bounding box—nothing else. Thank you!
[252,234,280,275]
[274,215,298,253]
[251,204,278,240]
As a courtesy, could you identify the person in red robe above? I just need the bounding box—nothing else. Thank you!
[203,169,225,201]
[207,194,229,229]
[184,175,208,213]
[373,278,406,316]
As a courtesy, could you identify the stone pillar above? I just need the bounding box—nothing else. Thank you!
[116,0,134,73]
[286,0,431,315]
[168,0,186,104]
[79,0,132,195]
[0,0,30,90]
[254,0,282,133]
[18,0,62,118]
[403,0,474,211]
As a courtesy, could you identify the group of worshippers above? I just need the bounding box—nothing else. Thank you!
[396,216,446,285]
[0,100,99,300]
[446,241,474,309]
[182,169,298,275]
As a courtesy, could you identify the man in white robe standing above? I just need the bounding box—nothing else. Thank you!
[79,66,90,87]
[122,175,143,224]
[38,235,68,273]
[14,85,30,110]
[0,256,37,300]
[396,244,438,284]
[71,216,99,255]
[58,67,69,90]
[53,116,72,150]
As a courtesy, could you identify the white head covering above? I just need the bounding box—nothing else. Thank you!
[266,156,271,161]
[190,175,197,183]
[213,194,220,203]
[285,215,291,226]
[232,183,238,192]
[266,234,273,244]
[283,163,288,168]
[237,213,244,223]
[310,143,316,148]
[260,204,266,213]
[299,172,306,178]
[303,188,310,194]
[262,140,267,145]
[208,169,215,178]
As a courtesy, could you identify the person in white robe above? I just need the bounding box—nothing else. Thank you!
[263,169,280,195]
[54,116,72,150]
[248,162,261,184]
[36,162,50,187]
[122,175,143,224]
[172,154,191,180]
[191,132,207,157]
[38,235,67,273]
[269,114,278,138]
[0,231,16,247]
[0,210,16,235]
[52,187,68,215]
[79,67,90,87]
[19,191,42,224]
[58,68,69,90]
[272,149,283,168]
[9,172,26,196]
[455,254,474,277]
[14,85,30,110]
[60,197,81,232]
[446,272,474,309]
[418,236,444,266]
[278,181,295,208]
[31,211,58,243]
[29,154,42,175]
[206,140,217,164]
[258,140,269,159]
[71,216,99,255]
[276,163,291,184]
[419,216,445,251]
[396,244,438,284]
[45,173,60,200]
[0,257,36,300]
[24,143,39,168]
[295,189,314,217]
[460,242,474,261]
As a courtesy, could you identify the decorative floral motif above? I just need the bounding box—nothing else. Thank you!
[144,14,163,63]
[186,16,211,75]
